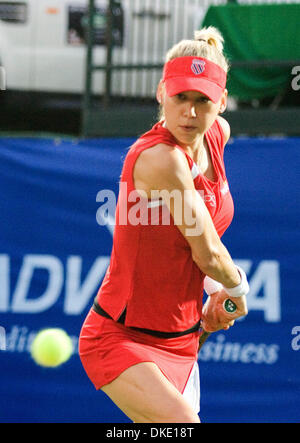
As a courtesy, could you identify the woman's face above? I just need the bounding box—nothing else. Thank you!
[157,82,227,147]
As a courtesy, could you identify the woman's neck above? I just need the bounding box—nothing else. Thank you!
[162,120,205,163]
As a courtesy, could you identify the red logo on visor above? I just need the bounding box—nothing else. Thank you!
[191,59,206,75]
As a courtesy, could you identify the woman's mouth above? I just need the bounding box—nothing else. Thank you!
[179,125,197,132]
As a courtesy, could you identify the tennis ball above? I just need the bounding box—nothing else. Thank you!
[30,328,73,368]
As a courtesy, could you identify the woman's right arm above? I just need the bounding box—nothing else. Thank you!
[133,143,241,289]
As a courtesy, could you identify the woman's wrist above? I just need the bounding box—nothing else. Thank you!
[203,275,223,295]
[204,266,249,298]
[222,266,249,298]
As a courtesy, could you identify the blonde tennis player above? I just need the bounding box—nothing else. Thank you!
[79,26,249,423]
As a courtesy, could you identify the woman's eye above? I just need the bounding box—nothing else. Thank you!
[176,94,209,103]
[197,97,209,104]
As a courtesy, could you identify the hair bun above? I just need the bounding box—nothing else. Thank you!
[194,26,224,53]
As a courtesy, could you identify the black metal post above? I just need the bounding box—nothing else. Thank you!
[82,0,96,137]
[103,0,114,107]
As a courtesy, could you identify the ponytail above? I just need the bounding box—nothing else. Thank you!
[194,26,225,54]
[165,26,229,73]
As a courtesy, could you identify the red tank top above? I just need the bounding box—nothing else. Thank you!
[96,120,234,333]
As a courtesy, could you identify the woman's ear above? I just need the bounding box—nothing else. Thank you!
[219,88,228,114]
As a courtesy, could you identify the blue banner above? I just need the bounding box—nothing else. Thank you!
[0,135,299,423]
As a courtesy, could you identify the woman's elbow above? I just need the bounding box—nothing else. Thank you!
[192,249,221,275]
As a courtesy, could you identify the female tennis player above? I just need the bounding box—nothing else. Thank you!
[79,26,249,423]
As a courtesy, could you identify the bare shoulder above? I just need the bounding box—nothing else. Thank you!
[217,116,231,144]
[134,143,192,193]
[136,143,189,176]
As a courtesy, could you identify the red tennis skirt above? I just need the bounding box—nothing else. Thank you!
[79,308,200,393]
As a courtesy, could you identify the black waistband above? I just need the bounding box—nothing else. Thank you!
[92,300,201,339]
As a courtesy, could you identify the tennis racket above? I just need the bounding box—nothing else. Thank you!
[198,329,211,350]
[198,297,238,351]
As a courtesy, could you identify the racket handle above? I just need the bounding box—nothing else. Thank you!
[198,298,237,351]
[198,330,211,350]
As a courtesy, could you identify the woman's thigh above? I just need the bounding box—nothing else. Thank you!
[101,361,200,423]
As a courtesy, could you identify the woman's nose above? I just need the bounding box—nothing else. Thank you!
[190,106,197,118]
[184,104,197,118]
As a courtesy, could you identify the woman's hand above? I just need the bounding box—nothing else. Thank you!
[201,289,248,332]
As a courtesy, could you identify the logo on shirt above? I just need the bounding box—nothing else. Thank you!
[191,59,205,75]
[198,190,216,207]
[204,193,216,207]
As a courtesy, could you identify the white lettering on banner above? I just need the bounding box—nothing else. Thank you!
[3,324,78,354]
[12,255,64,313]
[236,260,281,322]
[0,326,6,351]
[198,334,279,364]
[0,255,281,319]
[0,255,10,311]
[64,256,110,315]
[2,324,280,365]
[0,254,109,315]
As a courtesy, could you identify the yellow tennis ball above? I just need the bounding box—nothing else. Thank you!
[31,328,73,368]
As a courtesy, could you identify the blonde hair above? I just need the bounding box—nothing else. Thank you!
[158,27,229,120]
[165,26,229,72]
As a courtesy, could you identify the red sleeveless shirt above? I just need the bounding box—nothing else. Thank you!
[96,119,234,333]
